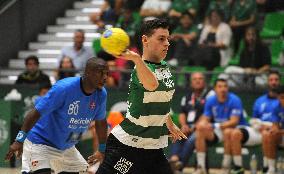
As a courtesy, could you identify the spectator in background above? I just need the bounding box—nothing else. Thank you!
[16,55,51,86]
[116,7,141,39]
[223,26,271,87]
[89,0,124,29]
[194,79,247,174]
[139,0,171,20]
[55,56,76,81]
[197,10,232,70]
[230,0,256,54]
[34,83,51,105]
[168,0,199,29]
[169,12,198,66]
[239,27,270,74]
[225,70,281,174]
[170,72,214,171]
[59,29,94,70]
[205,0,230,22]
[124,0,144,12]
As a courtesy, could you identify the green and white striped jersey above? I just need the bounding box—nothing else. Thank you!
[111,60,175,149]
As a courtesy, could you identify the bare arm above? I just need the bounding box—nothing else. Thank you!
[220,116,240,130]
[179,113,187,126]
[256,65,270,73]
[120,50,159,91]
[95,119,108,145]
[21,109,41,132]
[237,14,255,26]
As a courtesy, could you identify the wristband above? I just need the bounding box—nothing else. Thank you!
[15,131,28,143]
[98,143,106,153]
[213,123,220,129]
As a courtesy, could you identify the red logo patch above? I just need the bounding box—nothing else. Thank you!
[32,160,38,167]
[90,102,96,109]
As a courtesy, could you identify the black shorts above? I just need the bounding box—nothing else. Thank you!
[97,134,173,174]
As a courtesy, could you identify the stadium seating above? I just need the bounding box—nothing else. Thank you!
[270,39,283,66]
[260,12,284,39]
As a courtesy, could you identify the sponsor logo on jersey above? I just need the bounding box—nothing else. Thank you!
[68,101,80,115]
[114,157,133,174]
[69,117,92,125]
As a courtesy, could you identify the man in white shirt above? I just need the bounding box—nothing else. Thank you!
[60,29,95,70]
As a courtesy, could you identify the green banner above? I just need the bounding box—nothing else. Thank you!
[0,101,12,167]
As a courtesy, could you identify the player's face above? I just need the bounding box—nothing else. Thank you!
[268,74,280,90]
[278,93,284,107]
[191,73,205,90]
[89,66,109,89]
[214,81,228,100]
[144,28,170,60]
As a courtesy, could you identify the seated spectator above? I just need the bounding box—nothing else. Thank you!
[59,29,95,70]
[194,79,247,174]
[276,86,284,153]
[169,12,198,66]
[34,83,52,105]
[230,0,256,54]
[169,72,214,171]
[116,7,141,38]
[197,10,232,69]
[124,0,144,12]
[89,0,124,29]
[223,26,271,87]
[55,56,76,81]
[205,0,230,22]
[168,0,199,29]
[15,55,51,86]
[226,71,280,174]
[139,0,171,20]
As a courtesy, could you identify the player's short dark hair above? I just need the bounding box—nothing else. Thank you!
[140,18,169,37]
[214,78,227,87]
[268,69,281,79]
[276,85,284,94]
[25,55,39,65]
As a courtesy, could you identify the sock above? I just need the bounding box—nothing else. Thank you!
[263,156,268,168]
[268,159,276,173]
[222,154,232,168]
[197,152,206,169]
[233,155,242,167]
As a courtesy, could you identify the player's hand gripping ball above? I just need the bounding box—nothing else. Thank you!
[101,28,130,56]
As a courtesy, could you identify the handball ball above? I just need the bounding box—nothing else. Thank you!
[101,28,130,56]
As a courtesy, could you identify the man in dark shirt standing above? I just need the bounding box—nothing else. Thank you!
[16,55,51,86]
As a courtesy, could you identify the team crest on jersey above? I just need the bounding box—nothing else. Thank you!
[114,157,133,174]
[90,101,96,109]
[154,68,174,88]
